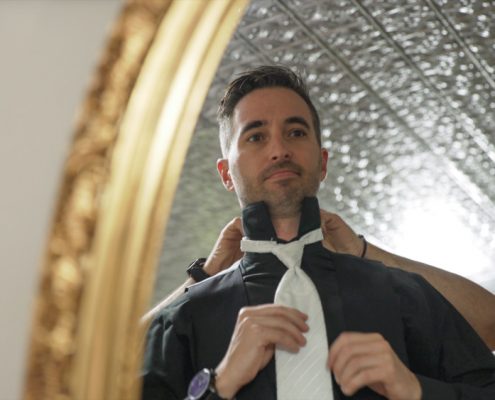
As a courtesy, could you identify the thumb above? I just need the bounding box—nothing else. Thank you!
[225,217,244,239]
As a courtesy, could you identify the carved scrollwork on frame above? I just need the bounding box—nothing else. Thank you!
[24,2,173,399]
[24,1,247,399]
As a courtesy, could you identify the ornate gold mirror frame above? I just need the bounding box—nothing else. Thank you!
[23,1,248,399]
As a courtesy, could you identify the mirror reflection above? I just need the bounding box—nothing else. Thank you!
[141,0,495,398]
[153,0,495,304]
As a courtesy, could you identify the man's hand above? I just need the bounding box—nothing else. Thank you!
[203,217,244,276]
[320,210,364,257]
[214,305,308,399]
[328,332,421,400]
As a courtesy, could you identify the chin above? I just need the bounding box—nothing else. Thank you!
[266,190,304,210]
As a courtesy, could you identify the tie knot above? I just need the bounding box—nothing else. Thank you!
[272,241,304,270]
[240,228,323,270]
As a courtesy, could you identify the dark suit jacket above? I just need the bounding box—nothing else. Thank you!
[143,248,495,399]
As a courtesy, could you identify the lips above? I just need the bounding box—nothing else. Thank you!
[267,169,299,180]
[262,162,302,181]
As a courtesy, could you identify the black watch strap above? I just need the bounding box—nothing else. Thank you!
[186,258,210,282]
[205,393,227,400]
[206,369,227,400]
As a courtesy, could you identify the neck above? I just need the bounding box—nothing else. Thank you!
[241,198,320,242]
[271,213,301,241]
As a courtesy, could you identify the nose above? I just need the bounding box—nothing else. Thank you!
[269,134,292,161]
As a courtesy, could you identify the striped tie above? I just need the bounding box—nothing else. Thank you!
[241,229,334,400]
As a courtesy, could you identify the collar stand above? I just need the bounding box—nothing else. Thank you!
[241,197,321,242]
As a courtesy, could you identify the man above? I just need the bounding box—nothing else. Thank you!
[142,66,495,399]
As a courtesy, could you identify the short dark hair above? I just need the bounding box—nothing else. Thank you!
[217,65,321,156]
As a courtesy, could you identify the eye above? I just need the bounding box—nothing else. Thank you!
[289,129,307,137]
[247,133,263,142]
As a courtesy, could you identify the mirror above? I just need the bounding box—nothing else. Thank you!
[154,0,495,306]
[24,0,495,399]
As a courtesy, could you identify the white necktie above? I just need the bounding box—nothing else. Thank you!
[241,229,334,400]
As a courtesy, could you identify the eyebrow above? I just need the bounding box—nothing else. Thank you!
[285,116,311,130]
[240,120,266,137]
[239,116,311,136]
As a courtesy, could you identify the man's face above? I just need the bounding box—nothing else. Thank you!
[217,87,328,214]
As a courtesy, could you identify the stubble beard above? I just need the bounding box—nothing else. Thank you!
[233,166,321,218]
[263,180,305,218]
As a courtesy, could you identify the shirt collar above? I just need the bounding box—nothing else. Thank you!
[241,197,321,242]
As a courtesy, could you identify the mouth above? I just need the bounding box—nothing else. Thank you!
[266,169,300,181]
[261,161,303,182]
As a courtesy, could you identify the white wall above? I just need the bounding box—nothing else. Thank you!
[0,1,122,398]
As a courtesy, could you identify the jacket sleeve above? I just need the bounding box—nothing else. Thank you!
[141,295,194,400]
[395,271,495,399]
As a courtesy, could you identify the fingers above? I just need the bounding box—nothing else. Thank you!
[335,348,391,395]
[328,332,385,369]
[319,210,337,252]
[240,304,308,329]
[319,210,341,232]
[222,216,244,239]
[329,332,384,395]
[237,305,308,350]
[253,323,304,352]
[204,217,244,275]
[319,209,362,256]
[338,361,386,396]
[328,332,421,399]
[215,304,310,395]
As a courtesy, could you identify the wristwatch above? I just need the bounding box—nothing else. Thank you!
[186,258,210,282]
[186,368,226,400]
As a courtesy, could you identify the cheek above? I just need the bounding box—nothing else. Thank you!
[303,152,320,169]
[232,152,250,172]
[231,156,259,185]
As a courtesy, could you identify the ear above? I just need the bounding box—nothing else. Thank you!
[320,148,328,182]
[217,158,235,191]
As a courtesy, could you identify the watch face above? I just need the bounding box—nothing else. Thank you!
[187,368,211,399]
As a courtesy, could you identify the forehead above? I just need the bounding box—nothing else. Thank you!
[232,87,313,129]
